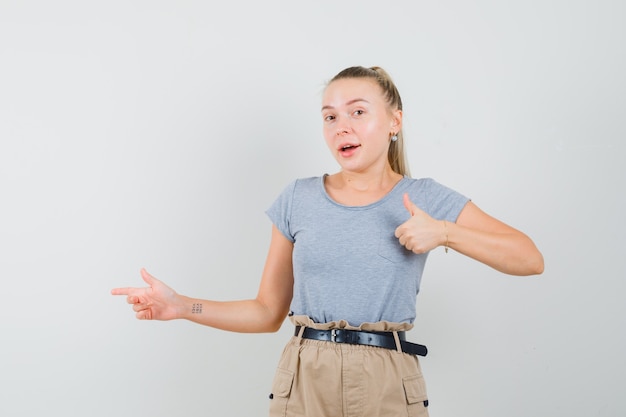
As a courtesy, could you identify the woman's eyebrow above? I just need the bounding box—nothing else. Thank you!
[321,98,370,111]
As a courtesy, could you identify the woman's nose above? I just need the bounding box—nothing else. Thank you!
[335,117,350,135]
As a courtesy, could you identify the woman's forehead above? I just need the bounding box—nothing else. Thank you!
[322,78,384,107]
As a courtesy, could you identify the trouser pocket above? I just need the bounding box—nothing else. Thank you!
[269,368,295,417]
[403,374,429,417]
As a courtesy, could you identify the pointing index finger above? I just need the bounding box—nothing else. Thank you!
[111,287,130,296]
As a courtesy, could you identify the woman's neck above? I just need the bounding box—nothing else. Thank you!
[324,167,403,206]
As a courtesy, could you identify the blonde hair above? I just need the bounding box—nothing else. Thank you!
[328,66,410,177]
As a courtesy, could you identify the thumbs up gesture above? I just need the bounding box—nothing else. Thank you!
[395,193,447,254]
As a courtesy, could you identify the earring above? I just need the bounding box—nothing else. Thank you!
[391,134,398,142]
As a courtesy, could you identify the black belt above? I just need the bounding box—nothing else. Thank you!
[295,326,428,357]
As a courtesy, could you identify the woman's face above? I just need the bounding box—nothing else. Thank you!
[321,78,401,174]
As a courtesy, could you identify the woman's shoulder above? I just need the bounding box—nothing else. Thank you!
[272,176,324,198]
[279,176,322,191]
[401,176,438,189]
[401,177,465,198]
[294,176,323,185]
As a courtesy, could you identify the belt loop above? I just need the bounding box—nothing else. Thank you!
[392,331,402,353]
[296,325,306,345]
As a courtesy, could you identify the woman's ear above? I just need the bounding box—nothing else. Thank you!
[391,109,403,132]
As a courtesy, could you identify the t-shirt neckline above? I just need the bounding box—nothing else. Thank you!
[319,174,410,209]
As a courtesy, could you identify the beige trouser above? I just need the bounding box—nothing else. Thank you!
[269,316,429,417]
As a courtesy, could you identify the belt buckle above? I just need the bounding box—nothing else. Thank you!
[330,329,352,344]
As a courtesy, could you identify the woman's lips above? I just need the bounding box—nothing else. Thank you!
[339,144,361,157]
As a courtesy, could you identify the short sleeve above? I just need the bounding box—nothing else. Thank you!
[424,178,470,223]
[265,180,297,242]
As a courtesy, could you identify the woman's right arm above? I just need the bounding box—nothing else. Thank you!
[111,225,294,333]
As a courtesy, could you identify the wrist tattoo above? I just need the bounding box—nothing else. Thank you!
[192,303,203,314]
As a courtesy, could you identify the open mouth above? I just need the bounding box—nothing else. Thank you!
[340,144,361,151]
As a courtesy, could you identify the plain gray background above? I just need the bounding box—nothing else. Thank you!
[1,1,624,416]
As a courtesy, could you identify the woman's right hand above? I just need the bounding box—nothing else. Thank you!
[111,268,181,321]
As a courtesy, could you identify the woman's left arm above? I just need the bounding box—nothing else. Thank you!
[451,201,544,276]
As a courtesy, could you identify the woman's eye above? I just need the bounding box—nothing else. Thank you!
[324,115,335,122]
[353,109,364,116]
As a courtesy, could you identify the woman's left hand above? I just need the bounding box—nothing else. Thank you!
[395,193,446,254]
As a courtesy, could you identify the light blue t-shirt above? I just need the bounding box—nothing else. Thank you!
[266,175,469,326]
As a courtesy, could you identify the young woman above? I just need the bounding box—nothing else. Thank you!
[112,66,544,417]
